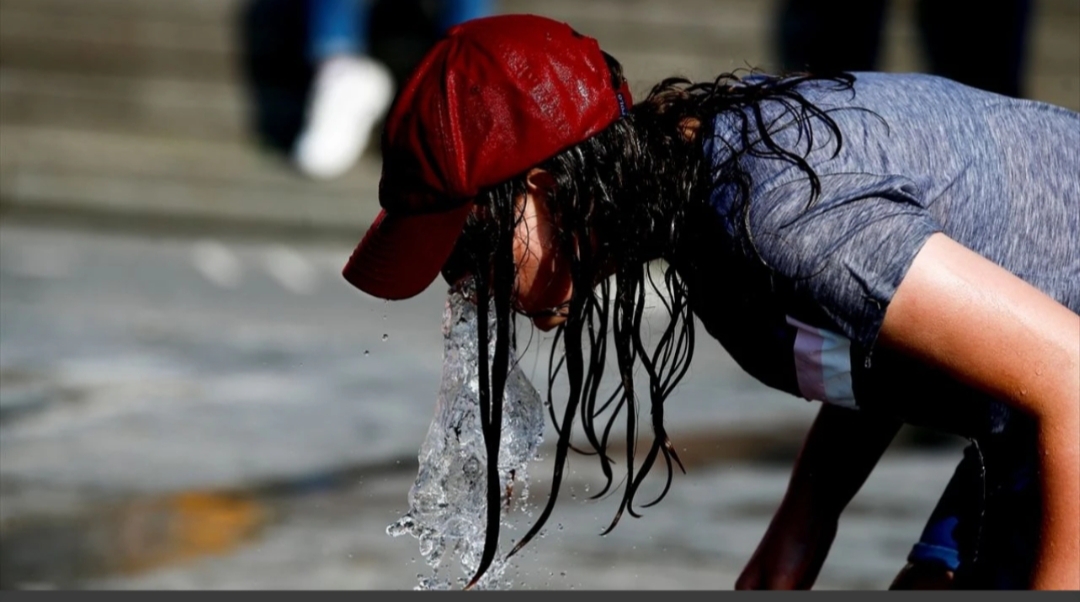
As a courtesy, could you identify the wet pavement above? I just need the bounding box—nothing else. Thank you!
[0,220,967,590]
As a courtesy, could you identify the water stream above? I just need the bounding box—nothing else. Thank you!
[386,281,545,590]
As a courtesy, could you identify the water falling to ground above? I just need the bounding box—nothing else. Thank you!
[386,281,545,590]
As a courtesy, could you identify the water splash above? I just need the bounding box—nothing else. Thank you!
[386,280,545,590]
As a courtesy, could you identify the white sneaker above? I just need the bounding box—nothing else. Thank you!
[293,55,394,180]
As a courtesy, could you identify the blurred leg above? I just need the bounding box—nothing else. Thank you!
[437,0,494,33]
[899,432,1040,589]
[951,432,1040,589]
[916,0,1032,97]
[296,0,393,179]
[307,0,370,61]
[891,446,980,590]
[775,0,888,73]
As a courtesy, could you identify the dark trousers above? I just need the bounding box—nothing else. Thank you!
[776,0,1032,98]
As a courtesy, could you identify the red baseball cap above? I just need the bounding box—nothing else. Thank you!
[342,14,632,300]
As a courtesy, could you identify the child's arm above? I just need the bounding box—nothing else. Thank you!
[736,403,902,589]
[881,233,1080,590]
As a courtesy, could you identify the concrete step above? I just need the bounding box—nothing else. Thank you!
[2,0,1076,145]
[0,69,251,143]
[0,0,1076,237]
[0,125,382,231]
[2,45,1075,147]
[0,0,782,84]
[4,0,1077,81]
[0,1,241,82]
[2,0,1077,120]
[0,0,243,20]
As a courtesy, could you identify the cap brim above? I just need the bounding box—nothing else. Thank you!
[342,203,473,300]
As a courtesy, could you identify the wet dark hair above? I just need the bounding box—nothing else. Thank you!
[448,53,855,588]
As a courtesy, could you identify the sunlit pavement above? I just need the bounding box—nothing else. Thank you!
[0,220,965,589]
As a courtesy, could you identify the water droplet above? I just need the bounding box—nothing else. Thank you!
[560,571,566,577]
[363,350,370,356]
[382,333,389,341]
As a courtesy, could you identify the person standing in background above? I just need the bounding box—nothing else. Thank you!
[294,0,494,179]
[776,0,1032,98]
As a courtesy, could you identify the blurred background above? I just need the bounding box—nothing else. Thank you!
[0,0,1077,591]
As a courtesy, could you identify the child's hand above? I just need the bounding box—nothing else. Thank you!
[735,498,838,589]
[735,405,901,589]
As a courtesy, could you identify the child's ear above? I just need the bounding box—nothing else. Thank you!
[525,168,556,197]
